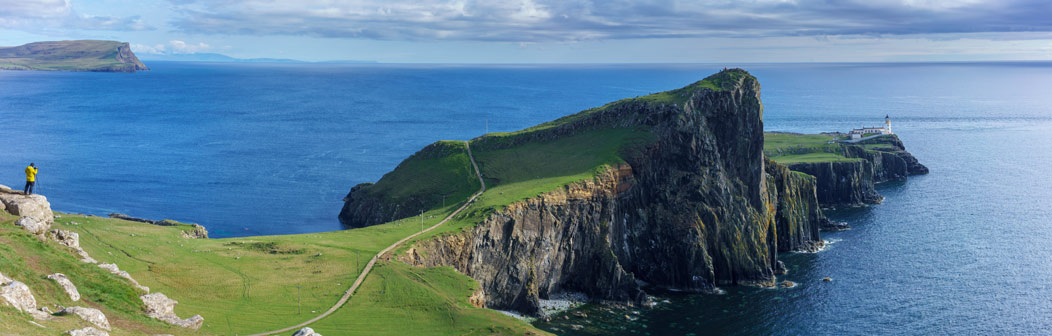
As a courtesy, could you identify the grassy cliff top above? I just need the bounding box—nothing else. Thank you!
[764,132,910,164]
[0,40,147,72]
[484,68,754,139]
[46,213,545,335]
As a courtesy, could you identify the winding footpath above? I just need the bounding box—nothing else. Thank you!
[248,141,485,336]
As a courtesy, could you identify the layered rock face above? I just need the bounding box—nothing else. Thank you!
[787,135,928,206]
[394,70,829,315]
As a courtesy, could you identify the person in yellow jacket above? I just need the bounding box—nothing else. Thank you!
[24,163,38,195]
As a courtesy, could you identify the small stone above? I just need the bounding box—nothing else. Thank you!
[292,327,323,336]
[66,326,109,336]
[823,277,833,282]
[779,280,796,288]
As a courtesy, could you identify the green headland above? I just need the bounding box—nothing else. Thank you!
[0,40,148,72]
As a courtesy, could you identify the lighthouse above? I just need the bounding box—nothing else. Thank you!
[885,115,892,134]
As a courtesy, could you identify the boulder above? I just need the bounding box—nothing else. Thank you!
[66,327,109,336]
[98,263,149,292]
[0,193,54,224]
[15,216,49,236]
[293,327,323,336]
[47,273,81,301]
[58,306,110,330]
[0,280,49,319]
[140,292,204,329]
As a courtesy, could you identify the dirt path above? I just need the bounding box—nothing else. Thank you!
[248,141,485,336]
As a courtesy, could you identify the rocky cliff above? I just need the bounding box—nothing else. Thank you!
[346,69,830,315]
[0,40,148,72]
[786,135,928,206]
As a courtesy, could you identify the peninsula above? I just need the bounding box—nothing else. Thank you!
[0,40,148,72]
[0,69,925,335]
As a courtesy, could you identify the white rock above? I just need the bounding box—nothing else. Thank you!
[50,229,80,249]
[66,326,109,336]
[0,271,11,285]
[0,280,49,319]
[59,306,111,330]
[98,263,149,292]
[140,292,204,329]
[49,229,97,263]
[15,216,49,236]
[293,327,323,336]
[1,280,37,312]
[48,273,81,301]
[0,193,54,225]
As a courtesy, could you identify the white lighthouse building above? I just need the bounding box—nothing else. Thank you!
[848,115,893,140]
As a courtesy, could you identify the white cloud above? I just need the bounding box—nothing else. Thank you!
[131,40,211,55]
[167,0,1052,42]
[0,0,152,32]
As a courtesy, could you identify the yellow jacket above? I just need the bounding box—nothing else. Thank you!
[25,166,37,182]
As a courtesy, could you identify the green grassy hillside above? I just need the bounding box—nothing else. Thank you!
[51,211,542,335]
[0,40,148,72]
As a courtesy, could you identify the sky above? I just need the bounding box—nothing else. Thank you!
[0,0,1051,63]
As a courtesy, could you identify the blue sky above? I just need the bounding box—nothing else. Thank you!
[1,0,1051,63]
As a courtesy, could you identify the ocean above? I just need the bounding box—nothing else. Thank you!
[2,61,1052,334]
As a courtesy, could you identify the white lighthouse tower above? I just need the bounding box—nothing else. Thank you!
[884,115,892,134]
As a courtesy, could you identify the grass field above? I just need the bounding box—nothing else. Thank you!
[763,132,861,164]
[48,204,542,335]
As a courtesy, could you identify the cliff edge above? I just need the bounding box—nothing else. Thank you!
[342,69,833,315]
[0,40,148,72]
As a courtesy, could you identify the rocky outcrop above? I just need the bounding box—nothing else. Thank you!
[0,193,54,224]
[181,223,209,239]
[15,216,50,236]
[140,292,204,329]
[108,213,179,226]
[99,263,149,292]
[394,70,830,315]
[293,327,323,336]
[66,327,109,336]
[0,279,49,319]
[48,273,81,301]
[49,229,97,263]
[58,306,111,330]
[787,135,927,207]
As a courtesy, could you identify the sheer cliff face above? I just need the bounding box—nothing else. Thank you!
[398,71,828,315]
[787,135,928,206]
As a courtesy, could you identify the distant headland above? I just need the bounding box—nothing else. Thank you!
[0,40,148,73]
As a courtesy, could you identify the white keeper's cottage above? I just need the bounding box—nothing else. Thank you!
[848,115,892,140]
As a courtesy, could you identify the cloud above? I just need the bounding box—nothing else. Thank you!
[0,0,153,32]
[165,0,1052,42]
[131,40,211,55]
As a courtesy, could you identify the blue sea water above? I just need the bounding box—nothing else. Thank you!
[2,61,1052,334]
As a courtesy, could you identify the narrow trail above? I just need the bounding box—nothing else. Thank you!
[248,141,485,336]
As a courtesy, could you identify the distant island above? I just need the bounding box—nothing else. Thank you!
[0,40,148,73]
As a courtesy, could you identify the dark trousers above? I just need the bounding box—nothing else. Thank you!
[24,181,34,195]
